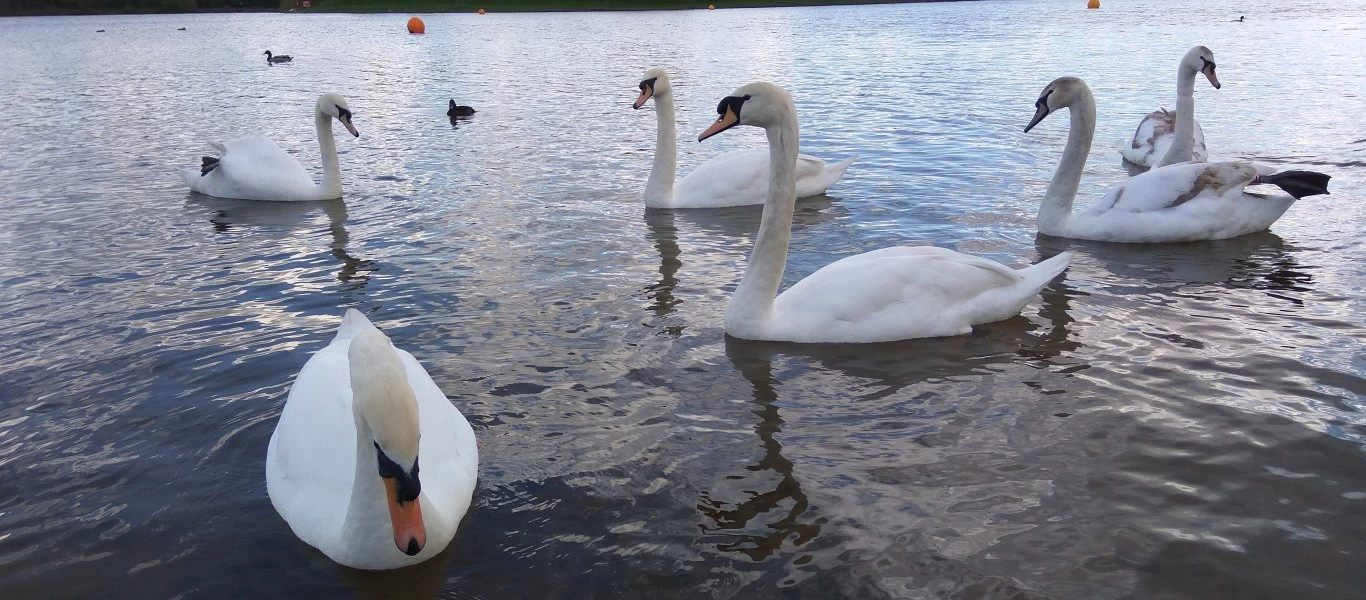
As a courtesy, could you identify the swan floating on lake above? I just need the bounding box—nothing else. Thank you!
[698,82,1070,343]
[634,68,854,209]
[1028,77,1331,243]
[266,309,478,570]
[180,92,359,202]
[1121,46,1220,168]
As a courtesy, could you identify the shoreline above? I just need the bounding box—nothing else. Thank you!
[2,0,963,18]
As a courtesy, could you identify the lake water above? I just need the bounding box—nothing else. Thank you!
[1,0,1364,597]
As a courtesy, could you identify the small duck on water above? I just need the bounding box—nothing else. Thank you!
[264,50,293,63]
[447,99,476,118]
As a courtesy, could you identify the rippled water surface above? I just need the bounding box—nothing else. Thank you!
[2,0,1365,597]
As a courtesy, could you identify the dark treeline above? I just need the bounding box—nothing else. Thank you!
[0,0,285,15]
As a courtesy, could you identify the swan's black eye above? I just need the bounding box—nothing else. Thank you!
[1200,57,1216,71]
[374,442,421,501]
[336,105,352,120]
[639,77,657,92]
[1035,88,1053,109]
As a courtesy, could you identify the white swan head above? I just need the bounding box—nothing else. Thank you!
[633,67,672,109]
[1024,76,1090,132]
[316,92,360,138]
[348,328,426,556]
[697,81,793,141]
[1181,45,1220,89]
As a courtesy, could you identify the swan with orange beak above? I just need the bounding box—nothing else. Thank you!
[267,310,478,569]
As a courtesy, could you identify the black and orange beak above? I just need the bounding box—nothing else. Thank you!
[698,95,746,142]
[383,477,426,556]
[1201,59,1221,89]
[633,77,657,109]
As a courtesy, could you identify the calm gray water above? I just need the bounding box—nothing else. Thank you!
[1,0,1364,598]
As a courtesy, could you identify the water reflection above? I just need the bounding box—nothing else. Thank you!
[184,195,375,287]
[339,544,455,600]
[1036,232,1308,291]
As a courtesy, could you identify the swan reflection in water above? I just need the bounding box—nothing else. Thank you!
[337,544,455,600]
[705,282,1076,563]
[185,195,376,287]
[1036,231,1310,292]
[640,195,846,331]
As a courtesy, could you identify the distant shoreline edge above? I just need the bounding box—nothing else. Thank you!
[2,0,968,18]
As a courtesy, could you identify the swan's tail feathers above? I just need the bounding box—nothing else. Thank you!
[1019,252,1073,289]
[200,156,220,176]
[1254,170,1331,199]
[335,308,381,343]
[827,155,857,179]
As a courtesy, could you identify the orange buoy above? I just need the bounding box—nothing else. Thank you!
[478,8,485,14]
[406,16,425,33]
[1086,0,1100,8]
[708,4,715,8]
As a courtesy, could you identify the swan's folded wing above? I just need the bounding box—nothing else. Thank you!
[1086,161,1258,215]
[774,249,1021,325]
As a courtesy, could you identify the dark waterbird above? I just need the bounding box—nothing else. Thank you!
[447,99,476,118]
[264,50,293,64]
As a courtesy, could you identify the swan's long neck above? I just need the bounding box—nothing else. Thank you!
[1039,90,1095,236]
[341,409,391,549]
[644,93,678,207]
[728,114,799,326]
[316,110,343,197]
[1157,65,1198,167]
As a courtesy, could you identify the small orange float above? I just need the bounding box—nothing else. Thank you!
[1086,0,1100,8]
[407,16,425,33]
[708,4,715,8]
[478,8,486,14]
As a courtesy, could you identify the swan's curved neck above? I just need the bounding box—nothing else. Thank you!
[341,409,392,549]
[316,110,342,197]
[1157,65,1198,167]
[644,93,677,207]
[728,115,799,326]
[1040,90,1095,236]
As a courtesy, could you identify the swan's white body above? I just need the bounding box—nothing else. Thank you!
[1027,77,1322,243]
[1121,46,1220,168]
[635,69,854,209]
[703,82,1070,343]
[182,92,357,202]
[266,310,478,570]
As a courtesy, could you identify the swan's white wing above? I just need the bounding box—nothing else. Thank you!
[187,134,320,201]
[266,337,356,551]
[674,149,852,208]
[766,248,1029,342]
[1070,161,1296,242]
[1087,161,1257,215]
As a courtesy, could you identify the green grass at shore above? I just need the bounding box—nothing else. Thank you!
[308,0,931,13]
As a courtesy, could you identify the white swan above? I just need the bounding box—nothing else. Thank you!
[634,68,854,209]
[181,92,359,202]
[266,309,478,570]
[697,82,1071,343]
[1120,46,1220,168]
[1026,77,1331,243]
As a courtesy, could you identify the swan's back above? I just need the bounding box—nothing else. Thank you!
[744,247,1067,343]
[672,149,852,208]
[1122,109,1207,167]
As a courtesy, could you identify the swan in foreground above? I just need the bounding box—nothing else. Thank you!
[447,99,476,117]
[1121,46,1220,168]
[697,82,1071,343]
[264,50,292,63]
[634,68,854,209]
[1027,77,1331,243]
[181,92,359,202]
[266,309,478,570]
